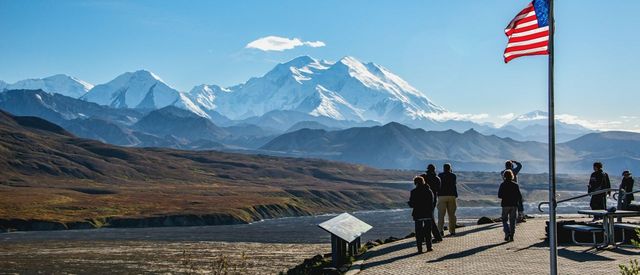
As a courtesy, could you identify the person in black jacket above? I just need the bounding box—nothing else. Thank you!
[619,170,634,210]
[437,163,458,236]
[588,162,611,211]
[408,176,434,253]
[501,160,525,221]
[498,169,522,242]
[420,164,443,242]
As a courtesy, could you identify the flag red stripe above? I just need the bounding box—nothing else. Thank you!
[505,50,548,63]
[507,30,549,43]
[505,40,549,53]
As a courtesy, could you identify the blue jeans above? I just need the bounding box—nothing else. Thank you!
[501,207,517,237]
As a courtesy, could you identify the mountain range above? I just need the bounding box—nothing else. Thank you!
[261,122,640,174]
[3,56,634,173]
[0,87,637,173]
[484,110,593,143]
[0,56,595,139]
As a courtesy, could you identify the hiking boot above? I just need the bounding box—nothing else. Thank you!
[508,235,514,242]
[504,235,510,242]
[427,247,433,252]
[432,238,442,243]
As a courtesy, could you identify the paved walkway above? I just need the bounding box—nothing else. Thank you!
[358,218,639,275]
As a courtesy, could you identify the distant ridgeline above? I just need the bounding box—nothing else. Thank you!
[0,109,593,232]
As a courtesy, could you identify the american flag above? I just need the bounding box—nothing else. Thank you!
[504,0,550,63]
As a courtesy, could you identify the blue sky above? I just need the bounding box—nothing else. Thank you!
[1,0,639,130]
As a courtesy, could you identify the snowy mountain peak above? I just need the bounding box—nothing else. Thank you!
[191,56,446,125]
[131,69,164,82]
[515,110,547,121]
[5,74,94,98]
[337,56,364,67]
[82,70,207,118]
[283,55,317,67]
[187,84,229,111]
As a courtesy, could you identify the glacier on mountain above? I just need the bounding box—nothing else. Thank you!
[187,56,446,126]
[82,70,208,118]
[5,74,93,98]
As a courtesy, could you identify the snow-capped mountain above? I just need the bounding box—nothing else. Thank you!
[504,110,592,131]
[188,56,446,126]
[187,84,228,111]
[505,110,549,129]
[5,74,93,98]
[484,110,594,142]
[82,70,208,117]
[0,80,7,91]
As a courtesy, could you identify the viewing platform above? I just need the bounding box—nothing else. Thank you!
[356,217,640,275]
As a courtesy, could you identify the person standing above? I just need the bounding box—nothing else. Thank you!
[437,163,458,236]
[498,170,522,242]
[619,170,634,210]
[420,164,443,242]
[408,176,434,253]
[588,162,611,211]
[501,160,525,221]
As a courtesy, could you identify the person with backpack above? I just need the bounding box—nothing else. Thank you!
[408,176,434,253]
[498,169,522,242]
[420,164,443,242]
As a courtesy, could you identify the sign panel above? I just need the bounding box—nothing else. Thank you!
[318,213,372,243]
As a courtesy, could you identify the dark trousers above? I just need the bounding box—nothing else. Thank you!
[415,219,432,251]
[501,207,517,237]
[517,199,524,213]
[590,194,607,210]
[431,210,442,240]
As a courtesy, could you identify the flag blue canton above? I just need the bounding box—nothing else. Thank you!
[533,0,550,27]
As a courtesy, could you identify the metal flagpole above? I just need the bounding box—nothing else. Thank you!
[547,0,558,274]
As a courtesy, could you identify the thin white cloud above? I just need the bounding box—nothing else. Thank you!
[245,36,326,52]
[553,114,640,132]
[499,113,516,120]
[424,112,489,122]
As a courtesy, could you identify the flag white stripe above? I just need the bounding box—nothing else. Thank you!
[505,11,537,32]
[514,19,538,29]
[512,10,536,23]
[506,36,548,47]
[504,46,548,58]
[510,26,549,38]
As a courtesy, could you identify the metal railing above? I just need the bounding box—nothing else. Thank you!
[613,189,640,201]
[537,188,619,212]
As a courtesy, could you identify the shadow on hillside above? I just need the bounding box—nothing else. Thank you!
[427,242,508,263]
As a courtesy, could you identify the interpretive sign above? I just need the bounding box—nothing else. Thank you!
[318,213,372,267]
